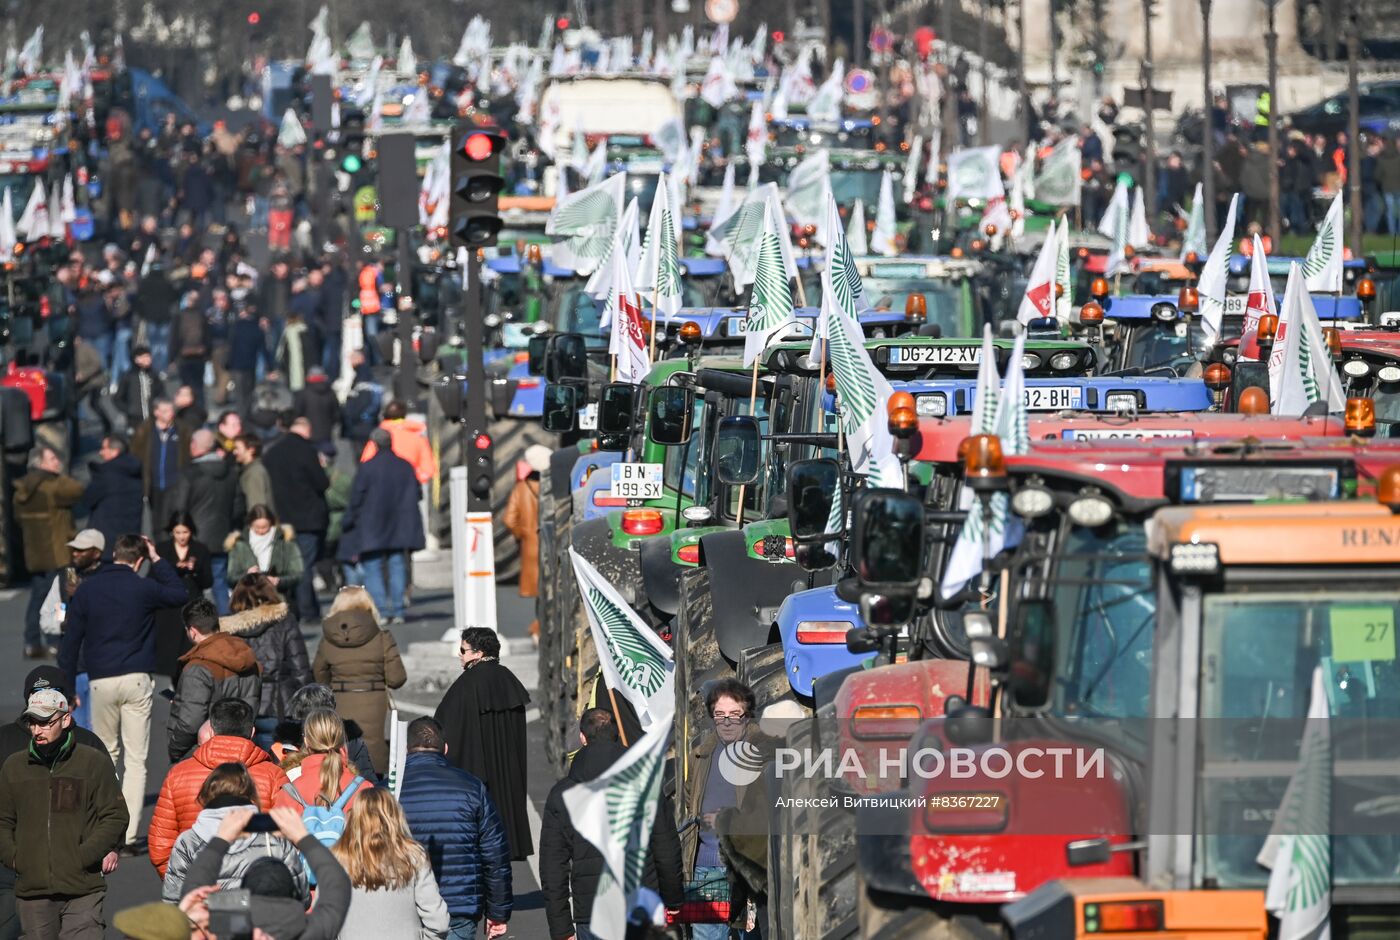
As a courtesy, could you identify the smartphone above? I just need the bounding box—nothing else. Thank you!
[245,813,278,833]
[206,888,253,940]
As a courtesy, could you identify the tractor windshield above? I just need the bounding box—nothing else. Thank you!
[1120,319,1208,375]
[1048,522,1155,723]
[1196,588,1400,890]
[863,278,963,337]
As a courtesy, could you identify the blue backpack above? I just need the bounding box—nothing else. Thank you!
[280,775,365,884]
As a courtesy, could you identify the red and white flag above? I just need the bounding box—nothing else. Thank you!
[606,239,651,383]
[1016,230,1058,325]
[1238,233,1279,362]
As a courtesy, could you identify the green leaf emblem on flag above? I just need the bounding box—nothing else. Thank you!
[585,585,668,698]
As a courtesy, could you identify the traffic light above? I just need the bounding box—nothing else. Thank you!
[1111,124,1144,179]
[450,126,506,250]
[469,430,493,501]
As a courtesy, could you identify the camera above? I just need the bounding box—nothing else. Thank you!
[206,888,253,940]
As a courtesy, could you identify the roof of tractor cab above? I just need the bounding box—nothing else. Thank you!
[1147,501,1400,565]
[911,413,1349,463]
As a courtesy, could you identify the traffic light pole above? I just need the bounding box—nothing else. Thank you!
[463,248,491,514]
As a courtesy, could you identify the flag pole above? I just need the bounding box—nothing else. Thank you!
[603,680,630,747]
[793,273,808,307]
[647,290,658,362]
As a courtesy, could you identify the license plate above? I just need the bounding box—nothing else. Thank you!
[888,345,981,365]
[727,316,814,338]
[627,157,664,173]
[578,403,598,431]
[1023,386,1082,410]
[1061,428,1195,441]
[610,462,663,500]
[871,262,928,278]
[1224,295,1247,315]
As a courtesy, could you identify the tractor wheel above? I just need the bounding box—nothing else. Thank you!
[544,529,582,772]
[673,568,728,820]
[858,872,999,940]
[736,642,800,728]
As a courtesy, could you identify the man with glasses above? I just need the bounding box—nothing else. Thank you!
[0,687,127,939]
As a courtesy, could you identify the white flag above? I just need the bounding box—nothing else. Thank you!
[903,136,923,205]
[584,141,608,186]
[1303,191,1344,294]
[945,146,1005,202]
[1256,666,1331,940]
[811,193,871,359]
[1100,180,1131,277]
[1128,186,1151,249]
[1007,159,1027,240]
[398,37,416,77]
[1033,136,1081,207]
[548,173,627,276]
[59,176,75,224]
[0,188,15,262]
[1017,232,1058,325]
[1180,182,1207,260]
[606,236,651,385]
[745,100,766,169]
[568,549,673,728]
[806,58,844,122]
[743,200,799,366]
[784,148,829,230]
[1272,262,1346,416]
[18,182,46,242]
[700,56,737,108]
[636,176,684,323]
[706,183,797,292]
[1198,193,1239,346]
[1054,216,1072,322]
[277,108,307,148]
[1239,234,1278,362]
[590,199,642,308]
[924,134,942,186]
[711,162,737,233]
[870,169,898,257]
[846,199,869,256]
[562,710,672,940]
[46,182,63,238]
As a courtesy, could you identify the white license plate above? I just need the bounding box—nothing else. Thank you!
[1023,386,1082,411]
[727,316,814,338]
[1224,295,1247,315]
[610,462,663,499]
[888,345,981,365]
[1061,428,1195,441]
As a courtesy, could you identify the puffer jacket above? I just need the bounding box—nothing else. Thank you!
[540,741,684,938]
[399,751,512,921]
[161,802,309,903]
[149,734,292,877]
[273,751,372,811]
[312,599,406,773]
[221,602,313,719]
[359,418,438,484]
[168,632,263,762]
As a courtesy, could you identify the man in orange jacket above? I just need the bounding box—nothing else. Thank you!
[358,400,438,484]
[147,698,290,878]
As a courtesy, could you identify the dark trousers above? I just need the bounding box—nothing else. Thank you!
[24,572,52,647]
[294,532,324,620]
[176,357,207,407]
[0,865,17,940]
[231,369,255,412]
[149,488,178,537]
[15,890,104,940]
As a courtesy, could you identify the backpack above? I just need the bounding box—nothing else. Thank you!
[280,774,365,884]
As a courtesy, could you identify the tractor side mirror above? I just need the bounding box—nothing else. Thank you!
[714,415,762,485]
[852,488,924,590]
[647,385,695,445]
[527,334,550,376]
[542,384,579,433]
[598,383,641,436]
[545,332,588,382]
[787,458,842,542]
[1006,597,1056,708]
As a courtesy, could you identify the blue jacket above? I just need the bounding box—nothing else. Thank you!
[60,558,190,685]
[399,752,511,921]
[228,317,266,373]
[78,453,145,556]
[338,449,424,560]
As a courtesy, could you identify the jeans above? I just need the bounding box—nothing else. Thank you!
[448,916,478,940]
[210,553,229,614]
[110,322,134,388]
[143,321,171,374]
[1365,192,1386,234]
[177,358,207,406]
[1386,192,1400,235]
[322,332,342,380]
[361,550,406,619]
[88,671,154,844]
[294,532,324,620]
[85,334,114,375]
[23,572,52,647]
[362,314,382,365]
[73,673,90,730]
[1281,191,1309,233]
[15,891,104,940]
[693,865,753,939]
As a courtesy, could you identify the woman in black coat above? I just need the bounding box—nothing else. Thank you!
[154,511,214,681]
[221,571,314,750]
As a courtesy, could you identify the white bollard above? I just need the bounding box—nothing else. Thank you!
[448,466,498,644]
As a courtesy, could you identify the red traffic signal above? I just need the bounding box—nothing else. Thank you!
[556,17,570,30]
[247,11,260,24]
[461,130,505,162]
[772,30,785,42]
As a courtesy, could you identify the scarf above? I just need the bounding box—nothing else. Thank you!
[249,527,276,571]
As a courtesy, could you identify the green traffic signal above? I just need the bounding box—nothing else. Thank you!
[342,154,363,173]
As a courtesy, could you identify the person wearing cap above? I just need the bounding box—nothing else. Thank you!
[0,669,111,940]
[13,447,84,660]
[36,530,106,714]
[0,686,128,939]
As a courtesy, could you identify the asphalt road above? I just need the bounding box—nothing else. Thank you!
[0,575,554,938]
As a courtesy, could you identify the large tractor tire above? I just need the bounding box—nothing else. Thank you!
[537,480,563,773]
[545,539,582,770]
[673,567,729,819]
[858,874,999,940]
[736,642,803,731]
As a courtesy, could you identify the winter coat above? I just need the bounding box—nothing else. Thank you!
[272,717,378,783]
[0,732,128,899]
[540,741,684,938]
[239,458,276,513]
[272,751,372,811]
[60,559,189,685]
[400,751,512,921]
[259,274,292,324]
[293,380,342,445]
[113,365,164,425]
[228,316,266,372]
[311,601,407,774]
[13,470,84,574]
[172,306,211,361]
[162,802,309,903]
[153,538,213,679]
[262,432,330,535]
[502,478,539,598]
[180,832,351,940]
[226,524,302,592]
[168,632,263,762]
[277,320,317,392]
[1378,150,1400,193]
[221,602,313,719]
[170,453,245,550]
[337,861,450,940]
[149,734,292,877]
[1240,148,1273,201]
[341,449,424,558]
[131,419,192,499]
[359,418,438,484]
[79,453,145,553]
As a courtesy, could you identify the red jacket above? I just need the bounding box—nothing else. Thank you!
[359,418,437,484]
[148,735,292,878]
[272,751,371,812]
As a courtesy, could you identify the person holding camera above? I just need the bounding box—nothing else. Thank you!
[161,762,309,904]
[0,687,128,939]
